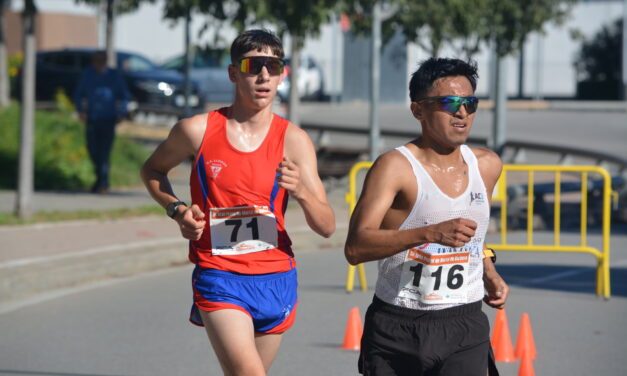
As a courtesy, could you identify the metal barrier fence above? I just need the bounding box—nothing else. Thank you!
[344,162,613,299]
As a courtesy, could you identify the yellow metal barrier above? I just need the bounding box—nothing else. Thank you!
[344,161,374,292]
[345,162,613,299]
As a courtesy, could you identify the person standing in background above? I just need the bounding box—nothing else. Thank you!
[74,50,130,194]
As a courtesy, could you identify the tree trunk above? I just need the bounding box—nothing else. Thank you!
[0,0,9,107]
[287,36,301,126]
[16,1,37,219]
[105,0,115,68]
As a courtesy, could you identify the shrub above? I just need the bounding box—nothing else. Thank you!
[0,104,148,190]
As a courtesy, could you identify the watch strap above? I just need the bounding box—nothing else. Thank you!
[166,201,187,218]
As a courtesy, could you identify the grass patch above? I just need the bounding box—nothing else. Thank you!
[0,103,149,190]
[0,204,164,226]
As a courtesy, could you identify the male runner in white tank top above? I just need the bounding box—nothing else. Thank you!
[345,58,509,376]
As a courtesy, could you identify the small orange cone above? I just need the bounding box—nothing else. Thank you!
[517,348,536,376]
[491,309,516,362]
[515,313,537,360]
[341,306,363,351]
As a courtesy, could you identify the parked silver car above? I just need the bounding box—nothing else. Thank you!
[161,49,234,104]
[277,55,325,102]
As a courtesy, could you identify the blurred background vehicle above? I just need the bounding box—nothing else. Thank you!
[277,55,325,102]
[161,47,234,104]
[14,48,205,118]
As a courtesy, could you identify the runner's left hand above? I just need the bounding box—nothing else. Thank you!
[277,157,305,199]
[483,265,509,309]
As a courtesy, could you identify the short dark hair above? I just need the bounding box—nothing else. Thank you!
[408,58,478,101]
[230,29,284,64]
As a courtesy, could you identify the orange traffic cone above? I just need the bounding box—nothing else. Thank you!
[517,348,536,376]
[515,313,537,360]
[491,309,516,362]
[342,306,363,351]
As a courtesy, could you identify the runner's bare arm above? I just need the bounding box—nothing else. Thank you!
[345,151,477,265]
[141,114,207,240]
[282,124,335,238]
[474,147,509,308]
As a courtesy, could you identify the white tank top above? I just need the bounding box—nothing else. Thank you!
[374,145,490,310]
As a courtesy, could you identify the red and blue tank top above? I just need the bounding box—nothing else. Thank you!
[189,107,294,274]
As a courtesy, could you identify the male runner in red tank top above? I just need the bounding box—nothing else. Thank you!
[141,29,335,375]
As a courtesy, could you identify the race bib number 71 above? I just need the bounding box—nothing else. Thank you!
[209,206,278,256]
[398,244,470,304]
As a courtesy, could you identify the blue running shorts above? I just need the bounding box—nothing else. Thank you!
[190,266,298,334]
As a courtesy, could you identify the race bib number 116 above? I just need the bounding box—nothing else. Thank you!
[398,245,470,305]
[209,206,278,256]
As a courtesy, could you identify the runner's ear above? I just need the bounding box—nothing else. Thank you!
[228,64,238,83]
[410,102,423,120]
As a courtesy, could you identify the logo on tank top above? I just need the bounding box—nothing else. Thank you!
[470,191,485,205]
[206,160,227,179]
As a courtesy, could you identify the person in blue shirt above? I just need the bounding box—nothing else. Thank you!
[74,51,130,194]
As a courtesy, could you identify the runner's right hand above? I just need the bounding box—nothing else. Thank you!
[425,218,477,247]
[176,204,206,241]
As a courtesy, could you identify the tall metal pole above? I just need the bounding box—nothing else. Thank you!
[331,13,340,103]
[287,36,301,126]
[533,33,544,101]
[183,5,191,117]
[16,1,36,219]
[369,2,381,162]
[491,54,507,154]
[517,44,524,98]
[622,0,627,100]
[105,0,115,68]
[0,0,10,107]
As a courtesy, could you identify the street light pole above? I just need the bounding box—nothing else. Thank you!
[183,5,191,118]
[369,2,381,162]
[622,0,627,100]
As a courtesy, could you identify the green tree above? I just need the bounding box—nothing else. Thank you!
[391,0,490,58]
[344,0,489,59]
[161,1,229,116]
[345,0,577,153]
[75,0,154,67]
[574,17,623,99]
[486,0,576,58]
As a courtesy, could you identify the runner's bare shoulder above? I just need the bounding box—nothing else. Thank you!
[366,149,414,192]
[169,113,209,155]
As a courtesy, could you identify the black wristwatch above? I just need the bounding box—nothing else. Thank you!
[166,201,187,218]
[486,248,497,264]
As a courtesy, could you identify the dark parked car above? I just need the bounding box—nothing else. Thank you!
[15,48,204,117]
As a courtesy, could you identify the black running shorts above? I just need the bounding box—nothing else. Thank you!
[359,296,493,376]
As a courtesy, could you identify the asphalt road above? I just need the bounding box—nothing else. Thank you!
[1,102,625,375]
[1,231,626,376]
